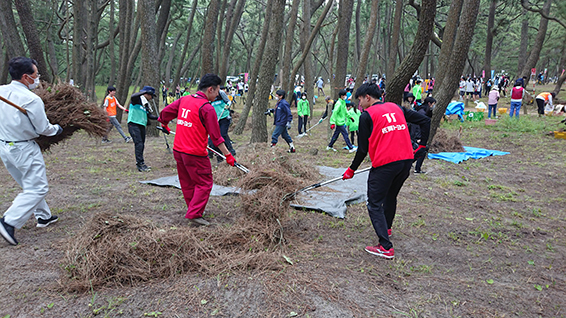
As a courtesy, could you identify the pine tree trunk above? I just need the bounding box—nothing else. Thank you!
[482,0,496,80]
[520,0,551,79]
[219,0,246,83]
[429,0,481,143]
[281,0,301,94]
[250,0,286,143]
[233,0,273,135]
[14,0,51,83]
[384,0,436,104]
[386,0,403,80]
[172,0,198,90]
[353,0,380,93]
[517,11,529,77]
[0,0,25,60]
[202,0,220,76]
[332,0,354,100]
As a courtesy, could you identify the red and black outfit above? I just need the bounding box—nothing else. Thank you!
[158,91,225,220]
[349,102,430,251]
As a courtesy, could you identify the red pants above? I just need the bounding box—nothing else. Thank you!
[173,151,213,219]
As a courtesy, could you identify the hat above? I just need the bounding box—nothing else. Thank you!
[140,86,157,97]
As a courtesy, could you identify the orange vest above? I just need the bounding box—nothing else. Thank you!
[105,96,117,116]
[537,92,550,101]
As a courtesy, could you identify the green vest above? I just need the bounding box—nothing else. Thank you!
[127,103,148,126]
[211,99,230,120]
[330,98,347,126]
[297,99,311,116]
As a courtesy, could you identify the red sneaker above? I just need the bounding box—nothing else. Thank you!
[387,228,392,237]
[365,244,394,259]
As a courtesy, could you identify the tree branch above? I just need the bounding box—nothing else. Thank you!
[521,0,566,29]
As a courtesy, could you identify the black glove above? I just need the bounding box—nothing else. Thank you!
[413,145,428,161]
[264,108,274,116]
[560,118,566,124]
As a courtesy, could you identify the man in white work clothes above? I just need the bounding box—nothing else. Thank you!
[0,57,63,245]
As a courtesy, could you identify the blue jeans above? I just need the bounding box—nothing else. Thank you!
[272,125,293,145]
[488,104,497,118]
[510,101,521,118]
[328,125,353,149]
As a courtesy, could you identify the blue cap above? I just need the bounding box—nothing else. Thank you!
[140,86,157,97]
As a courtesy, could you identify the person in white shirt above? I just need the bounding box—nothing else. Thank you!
[465,77,474,100]
[459,77,466,100]
[0,57,63,245]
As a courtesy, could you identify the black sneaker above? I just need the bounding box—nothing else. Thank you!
[37,215,58,228]
[0,217,18,245]
[137,164,151,172]
[414,170,427,174]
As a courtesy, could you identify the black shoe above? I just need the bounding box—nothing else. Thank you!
[37,215,58,228]
[137,164,151,172]
[414,170,426,174]
[0,217,18,245]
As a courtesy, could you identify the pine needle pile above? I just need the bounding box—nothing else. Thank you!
[35,83,109,151]
[62,145,321,292]
[429,128,465,153]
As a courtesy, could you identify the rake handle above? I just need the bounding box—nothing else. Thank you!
[0,95,28,115]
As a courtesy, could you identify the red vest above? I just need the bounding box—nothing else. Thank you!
[511,87,524,100]
[174,93,210,156]
[365,102,414,168]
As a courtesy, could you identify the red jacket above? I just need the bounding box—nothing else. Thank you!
[158,91,224,157]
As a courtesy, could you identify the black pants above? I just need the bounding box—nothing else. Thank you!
[367,159,412,250]
[350,130,358,146]
[414,155,425,172]
[128,123,146,166]
[208,118,236,161]
[298,115,308,134]
[536,98,545,115]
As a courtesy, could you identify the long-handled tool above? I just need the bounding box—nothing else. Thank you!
[284,166,371,200]
[155,125,172,153]
[0,95,28,114]
[156,125,250,173]
[296,116,327,139]
[206,146,250,174]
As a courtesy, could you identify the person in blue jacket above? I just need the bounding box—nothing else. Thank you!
[265,89,295,153]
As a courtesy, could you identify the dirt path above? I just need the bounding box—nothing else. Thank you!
[1,111,565,317]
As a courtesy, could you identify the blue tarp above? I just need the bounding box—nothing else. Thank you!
[428,146,510,164]
[446,102,465,122]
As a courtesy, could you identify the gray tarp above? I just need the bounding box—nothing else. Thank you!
[140,166,370,218]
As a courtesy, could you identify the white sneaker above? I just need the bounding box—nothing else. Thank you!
[326,146,337,152]
[348,146,358,153]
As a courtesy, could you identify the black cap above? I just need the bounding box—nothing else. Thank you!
[140,86,157,97]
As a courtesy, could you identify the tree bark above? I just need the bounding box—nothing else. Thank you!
[172,0,198,90]
[0,0,25,61]
[300,0,313,94]
[109,0,117,85]
[219,0,246,83]
[354,0,361,66]
[429,0,463,99]
[233,0,273,135]
[353,0,379,94]
[520,0,551,79]
[384,0,436,104]
[139,0,161,136]
[289,0,334,96]
[332,0,354,100]
[280,0,301,93]
[327,21,339,93]
[517,10,529,77]
[482,0,496,80]
[165,33,182,84]
[72,0,88,89]
[386,0,403,80]
[250,0,285,143]
[430,0,481,143]
[202,0,221,76]
[14,0,51,83]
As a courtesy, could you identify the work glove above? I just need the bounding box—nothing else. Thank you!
[560,118,566,124]
[161,124,171,135]
[55,124,63,136]
[225,153,236,166]
[342,167,355,180]
[124,108,129,112]
[286,122,292,129]
[264,108,274,116]
[330,124,335,130]
[413,145,428,160]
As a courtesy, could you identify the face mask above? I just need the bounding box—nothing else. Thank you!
[302,96,306,100]
[27,74,40,90]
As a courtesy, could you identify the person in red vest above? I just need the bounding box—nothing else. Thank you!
[158,74,236,226]
[510,80,526,118]
[342,83,430,259]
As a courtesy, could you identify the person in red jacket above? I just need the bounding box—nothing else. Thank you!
[158,74,236,226]
[342,83,430,259]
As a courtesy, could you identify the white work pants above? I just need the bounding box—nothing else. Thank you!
[0,140,51,229]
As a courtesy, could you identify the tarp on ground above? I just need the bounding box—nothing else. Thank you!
[446,101,465,122]
[140,166,370,218]
[428,146,510,164]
